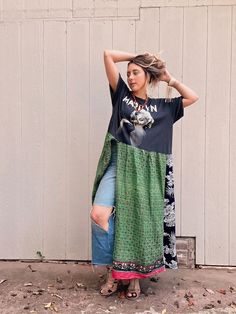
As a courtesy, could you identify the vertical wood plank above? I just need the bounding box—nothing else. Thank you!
[88,20,112,259]
[0,0,3,21]
[18,21,44,258]
[205,6,231,265]
[66,21,90,259]
[0,23,21,258]
[181,7,207,264]
[159,7,184,235]
[89,20,112,196]
[112,19,135,84]
[136,8,160,98]
[229,6,236,265]
[43,21,67,259]
[136,8,159,54]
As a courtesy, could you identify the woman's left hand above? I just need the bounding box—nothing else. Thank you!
[159,69,172,83]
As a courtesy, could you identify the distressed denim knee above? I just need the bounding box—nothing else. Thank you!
[91,213,115,265]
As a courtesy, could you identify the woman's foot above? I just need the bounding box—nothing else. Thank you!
[126,279,141,300]
[100,267,118,297]
[117,279,130,298]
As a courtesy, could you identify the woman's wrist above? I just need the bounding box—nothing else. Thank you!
[167,77,177,87]
[104,50,136,63]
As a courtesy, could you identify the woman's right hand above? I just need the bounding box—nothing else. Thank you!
[103,50,136,92]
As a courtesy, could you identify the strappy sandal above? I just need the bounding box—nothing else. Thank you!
[126,279,141,301]
[100,267,118,297]
[117,280,130,299]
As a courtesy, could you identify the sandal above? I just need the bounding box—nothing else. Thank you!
[117,280,130,299]
[126,279,141,300]
[100,267,118,297]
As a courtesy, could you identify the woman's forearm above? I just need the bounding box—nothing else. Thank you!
[104,50,136,63]
[169,79,199,107]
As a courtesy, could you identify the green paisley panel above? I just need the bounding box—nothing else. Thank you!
[92,132,167,274]
[92,132,114,203]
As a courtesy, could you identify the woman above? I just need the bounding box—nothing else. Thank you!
[90,50,198,300]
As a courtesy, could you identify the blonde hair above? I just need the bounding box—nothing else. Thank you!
[128,53,166,86]
[129,53,174,101]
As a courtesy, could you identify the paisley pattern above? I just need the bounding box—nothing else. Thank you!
[92,133,178,279]
[163,155,178,269]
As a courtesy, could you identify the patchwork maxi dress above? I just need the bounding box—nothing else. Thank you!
[92,74,184,280]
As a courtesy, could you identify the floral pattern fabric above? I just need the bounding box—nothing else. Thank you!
[163,155,178,269]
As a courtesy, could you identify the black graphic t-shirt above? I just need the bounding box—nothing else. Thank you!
[108,74,184,154]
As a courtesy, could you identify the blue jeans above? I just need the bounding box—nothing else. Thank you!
[91,213,115,265]
[93,143,117,207]
[92,142,117,265]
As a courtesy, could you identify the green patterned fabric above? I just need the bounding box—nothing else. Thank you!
[92,132,167,276]
[92,133,113,203]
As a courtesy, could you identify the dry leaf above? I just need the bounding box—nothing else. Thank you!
[76,282,87,290]
[0,279,7,284]
[44,302,52,309]
[51,293,63,300]
[27,265,37,272]
[184,291,193,299]
[204,304,215,309]
[229,301,236,308]
[217,288,226,295]
[56,277,62,284]
[51,304,58,312]
[44,302,58,312]
[229,286,236,293]
[174,300,180,308]
[187,299,195,306]
[76,282,85,288]
[33,291,41,295]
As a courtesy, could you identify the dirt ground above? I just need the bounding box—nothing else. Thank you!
[0,261,236,314]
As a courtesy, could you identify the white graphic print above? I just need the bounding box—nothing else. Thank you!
[118,108,154,147]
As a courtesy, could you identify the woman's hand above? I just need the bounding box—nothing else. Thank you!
[159,68,172,83]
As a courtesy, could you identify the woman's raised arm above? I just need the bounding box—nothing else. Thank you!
[103,50,136,92]
[160,69,199,107]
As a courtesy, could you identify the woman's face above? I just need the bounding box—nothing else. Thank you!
[127,63,147,94]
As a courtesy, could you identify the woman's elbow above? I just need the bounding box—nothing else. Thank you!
[104,49,111,58]
[183,94,199,107]
[192,94,199,103]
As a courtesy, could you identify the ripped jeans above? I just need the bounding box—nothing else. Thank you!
[91,143,117,265]
[91,213,115,265]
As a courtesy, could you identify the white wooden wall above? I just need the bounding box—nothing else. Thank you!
[0,0,236,266]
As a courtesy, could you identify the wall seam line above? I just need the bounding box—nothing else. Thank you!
[228,5,233,265]
[203,5,209,266]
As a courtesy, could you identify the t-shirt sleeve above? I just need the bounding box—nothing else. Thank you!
[169,96,184,123]
[109,74,130,107]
